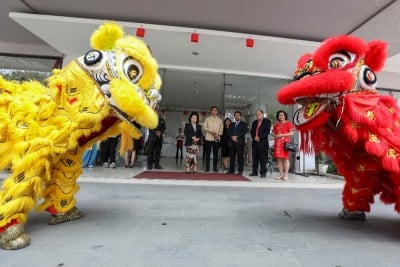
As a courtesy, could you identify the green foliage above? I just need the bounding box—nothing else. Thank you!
[315,152,338,174]
[327,161,337,174]
[266,112,276,122]
[0,69,51,84]
[317,152,328,164]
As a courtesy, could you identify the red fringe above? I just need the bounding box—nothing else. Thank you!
[0,219,19,234]
[46,206,58,215]
[380,192,396,205]
[364,140,388,157]
[381,156,400,173]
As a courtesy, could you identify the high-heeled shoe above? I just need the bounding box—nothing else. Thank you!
[185,168,190,173]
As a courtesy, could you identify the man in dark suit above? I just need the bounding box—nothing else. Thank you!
[146,107,166,170]
[249,109,271,178]
[227,111,247,175]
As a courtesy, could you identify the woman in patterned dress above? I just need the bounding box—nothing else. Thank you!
[183,112,203,173]
[272,110,294,181]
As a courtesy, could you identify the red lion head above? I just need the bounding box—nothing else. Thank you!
[277,35,387,132]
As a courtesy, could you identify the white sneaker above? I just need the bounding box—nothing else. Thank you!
[109,162,116,168]
[88,165,94,168]
[103,162,109,168]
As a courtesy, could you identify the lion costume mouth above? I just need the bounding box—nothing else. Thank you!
[98,81,161,134]
[278,68,353,129]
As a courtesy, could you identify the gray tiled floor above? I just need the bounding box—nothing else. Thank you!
[1,157,400,267]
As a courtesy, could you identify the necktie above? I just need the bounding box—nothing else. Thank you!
[234,121,239,135]
[256,120,261,137]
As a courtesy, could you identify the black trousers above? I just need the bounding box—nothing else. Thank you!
[252,140,268,175]
[147,140,162,167]
[100,137,118,163]
[176,146,183,158]
[228,141,245,174]
[204,140,220,171]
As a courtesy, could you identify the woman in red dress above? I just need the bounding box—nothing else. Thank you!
[272,110,294,181]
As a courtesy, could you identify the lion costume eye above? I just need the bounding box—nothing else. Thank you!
[328,52,355,69]
[123,57,143,83]
[358,65,377,90]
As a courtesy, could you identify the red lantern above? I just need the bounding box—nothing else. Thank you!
[201,111,206,116]
[246,38,254,48]
[161,109,166,113]
[191,33,199,43]
[136,27,145,37]
[183,110,188,115]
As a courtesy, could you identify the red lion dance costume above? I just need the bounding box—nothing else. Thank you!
[277,35,400,221]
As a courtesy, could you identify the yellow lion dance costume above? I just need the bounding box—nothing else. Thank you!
[0,22,162,250]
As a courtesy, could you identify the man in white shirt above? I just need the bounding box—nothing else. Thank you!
[203,106,223,172]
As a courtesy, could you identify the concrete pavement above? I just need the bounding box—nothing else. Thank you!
[1,178,400,267]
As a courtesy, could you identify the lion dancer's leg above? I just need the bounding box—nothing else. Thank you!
[338,154,381,221]
[38,150,84,225]
[0,158,48,250]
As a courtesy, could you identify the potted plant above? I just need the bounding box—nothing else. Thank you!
[317,152,329,175]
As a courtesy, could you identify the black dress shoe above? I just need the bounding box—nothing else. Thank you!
[226,171,234,175]
[213,169,218,172]
[248,172,258,176]
[236,172,243,175]
[205,169,210,172]
[260,174,266,178]
[155,166,163,169]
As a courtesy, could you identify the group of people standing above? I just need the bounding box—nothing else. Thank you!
[179,106,294,180]
[83,105,295,181]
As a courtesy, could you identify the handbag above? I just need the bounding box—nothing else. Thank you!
[284,142,297,152]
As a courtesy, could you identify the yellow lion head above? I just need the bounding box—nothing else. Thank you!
[78,22,162,132]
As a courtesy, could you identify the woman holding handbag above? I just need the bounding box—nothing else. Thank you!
[184,112,203,173]
[272,110,294,181]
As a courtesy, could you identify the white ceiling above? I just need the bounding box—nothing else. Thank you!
[2,0,400,113]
